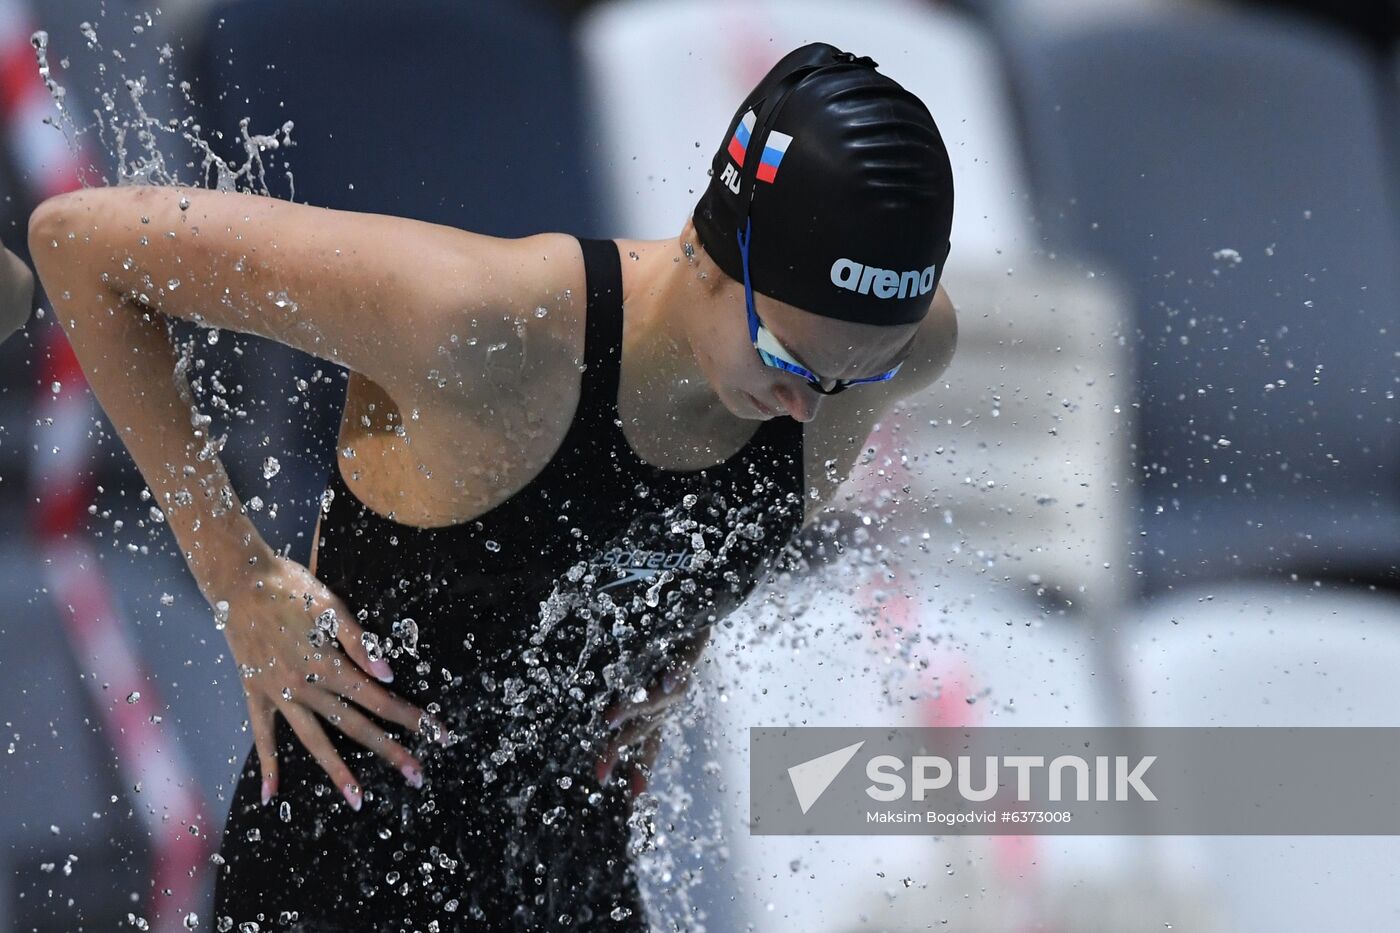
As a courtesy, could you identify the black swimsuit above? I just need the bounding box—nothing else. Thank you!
[211,237,806,932]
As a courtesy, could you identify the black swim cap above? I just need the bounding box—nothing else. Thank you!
[693,42,954,327]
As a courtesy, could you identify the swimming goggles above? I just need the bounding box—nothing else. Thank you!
[736,216,903,396]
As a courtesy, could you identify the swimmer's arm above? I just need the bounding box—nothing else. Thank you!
[26,185,522,408]
[800,286,957,528]
[0,244,34,346]
[28,198,278,597]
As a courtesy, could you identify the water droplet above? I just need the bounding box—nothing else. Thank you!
[392,618,418,652]
[361,631,383,662]
[315,608,339,639]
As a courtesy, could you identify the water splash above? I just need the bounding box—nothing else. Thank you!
[29,11,917,933]
[30,14,295,194]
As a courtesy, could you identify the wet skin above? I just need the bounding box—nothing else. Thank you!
[29,185,957,805]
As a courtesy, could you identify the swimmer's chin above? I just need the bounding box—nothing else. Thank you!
[733,390,780,420]
[718,389,760,421]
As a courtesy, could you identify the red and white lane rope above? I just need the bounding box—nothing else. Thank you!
[32,334,213,932]
[8,2,212,927]
[859,415,1045,932]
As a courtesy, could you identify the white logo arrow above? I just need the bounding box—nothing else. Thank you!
[787,741,865,814]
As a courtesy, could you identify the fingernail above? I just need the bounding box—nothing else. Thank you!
[662,671,678,695]
[370,659,394,683]
[596,756,612,786]
[343,782,362,811]
[261,777,273,806]
[606,710,624,731]
[401,762,423,788]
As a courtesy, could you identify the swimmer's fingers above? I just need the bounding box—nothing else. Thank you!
[598,633,713,730]
[248,692,279,805]
[627,731,665,799]
[302,688,424,788]
[602,686,666,733]
[596,716,664,787]
[280,700,364,812]
[328,610,396,684]
[328,666,445,742]
[672,625,714,670]
[601,661,700,730]
[649,626,714,704]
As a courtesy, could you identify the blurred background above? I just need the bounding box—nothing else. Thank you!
[2,0,1399,930]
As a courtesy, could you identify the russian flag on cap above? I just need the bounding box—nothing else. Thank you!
[727,109,756,167]
[726,109,795,185]
[755,130,792,184]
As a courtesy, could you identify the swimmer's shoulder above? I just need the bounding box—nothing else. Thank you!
[409,230,586,404]
[501,231,589,380]
[405,231,588,456]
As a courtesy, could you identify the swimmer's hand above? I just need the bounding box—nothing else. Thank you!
[219,552,442,811]
[596,626,713,799]
[0,244,35,347]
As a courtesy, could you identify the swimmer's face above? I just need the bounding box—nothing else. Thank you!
[679,225,919,423]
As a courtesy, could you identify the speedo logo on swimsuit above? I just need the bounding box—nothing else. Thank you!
[597,547,696,591]
[831,257,938,299]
